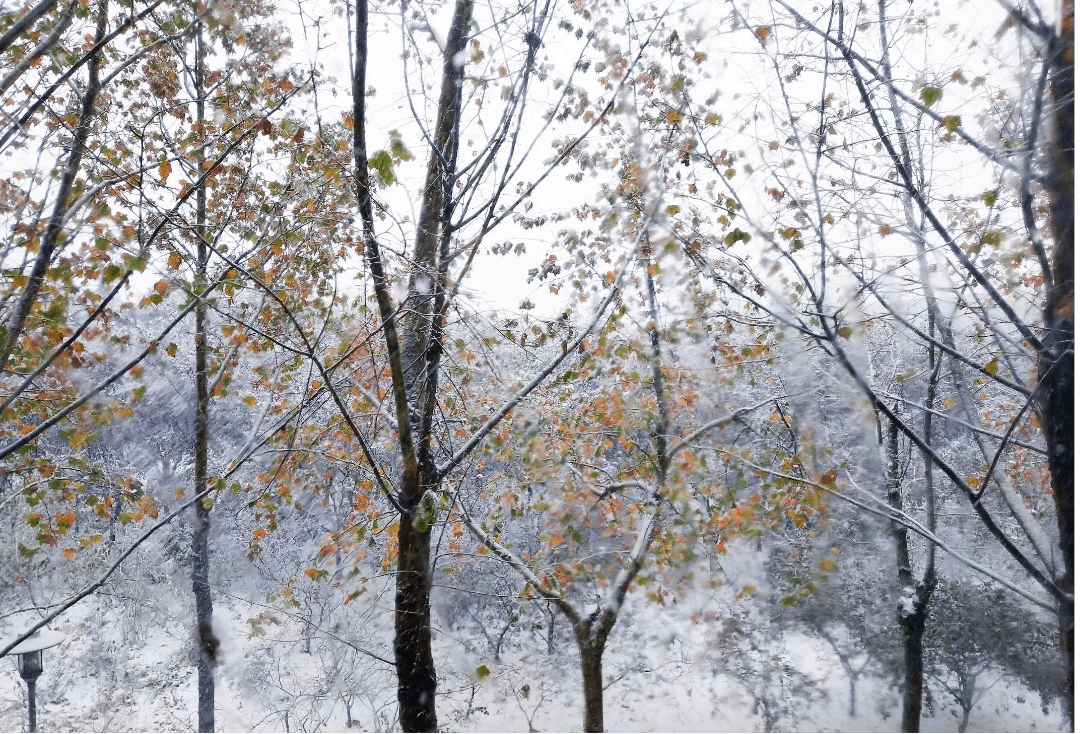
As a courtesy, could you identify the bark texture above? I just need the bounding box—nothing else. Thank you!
[192,19,218,732]
[0,0,106,374]
[394,515,437,732]
[391,0,472,728]
[574,612,616,733]
[352,0,473,729]
[1040,3,1075,723]
[884,418,934,732]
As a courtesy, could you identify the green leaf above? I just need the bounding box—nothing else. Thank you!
[18,543,38,558]
[389,130,413,162]
[723,229,751,246]
[837,325,852,340]
[103,264,123,283]
[939,115,961,132]
[981,190,999,207]
[476,665,491,679]
[919,86,943,106]
[368,150,394,186]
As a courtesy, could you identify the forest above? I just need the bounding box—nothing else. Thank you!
[0,0,1072,731]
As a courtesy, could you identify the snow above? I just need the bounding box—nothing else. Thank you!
[0,545,1068,732]
[898,586,918,619]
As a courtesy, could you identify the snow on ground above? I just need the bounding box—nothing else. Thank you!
[0,561,1068,732]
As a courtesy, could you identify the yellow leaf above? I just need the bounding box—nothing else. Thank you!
[168,251,182,269]
[985,358,999,376]
[159,159,172,183]
[665,109,683,124]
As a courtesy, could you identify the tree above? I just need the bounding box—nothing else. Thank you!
[341,0,663,728]
[0,5,318,731]
[651,0,1071,722]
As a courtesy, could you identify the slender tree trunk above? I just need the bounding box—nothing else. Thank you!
[883,417,933,732]
[1040,3,1074,724]
[394,507,437,732]
[898,606,928,732]
[391,0,472,728]
[848,676,856,719]
[0,0,105,374]
[191,16,217,732]
[958,695,971,733]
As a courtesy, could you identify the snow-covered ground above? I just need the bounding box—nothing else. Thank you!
[0,568,1066,733]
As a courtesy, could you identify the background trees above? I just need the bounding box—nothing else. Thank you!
[0,0,1070,732]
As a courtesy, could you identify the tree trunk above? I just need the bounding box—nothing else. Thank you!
[391,0,472,729]
[192,18,217,733]
[899,604,928,732]
[883,416,933,732]
[848,676,856,719]
[0,0,105,375]
[576,632,606,733]
[1040,2,1074,725]
[394,509,437,732]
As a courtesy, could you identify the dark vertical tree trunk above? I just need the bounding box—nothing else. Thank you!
[192,16,217,733]
[575,626,608,733]
[1041,3,1074,725]
[899,606,928,732]
[394,509,437,732]
[391,0,472,728]
[579,645,604,733]
[0,0,105,375]
[883,417,933,732]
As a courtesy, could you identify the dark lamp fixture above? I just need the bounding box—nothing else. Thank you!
[3,628,65,733]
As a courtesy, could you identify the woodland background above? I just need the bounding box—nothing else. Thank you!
[0,0,1072,731]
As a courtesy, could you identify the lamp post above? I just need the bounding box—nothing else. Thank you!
[3,629,65,733]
